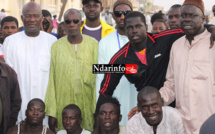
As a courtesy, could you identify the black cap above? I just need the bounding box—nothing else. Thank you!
[82,0,102,5]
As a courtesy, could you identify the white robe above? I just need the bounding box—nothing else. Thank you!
[3,31,57,125]
[96,30,138,126]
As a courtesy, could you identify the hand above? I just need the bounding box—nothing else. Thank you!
[209,25,215,48]
[46,17,54,34]
[48,116,58,132]
[128,106,139,120]
[40,17,53,34]
[40,17,45,31]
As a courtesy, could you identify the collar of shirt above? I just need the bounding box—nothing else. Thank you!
[185,29,207,47]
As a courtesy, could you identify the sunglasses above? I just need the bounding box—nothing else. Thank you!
[114,11,131,17]
[64,19,80,24]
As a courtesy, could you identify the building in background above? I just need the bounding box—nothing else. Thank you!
[0,0,82,27]
[0,0,163,28]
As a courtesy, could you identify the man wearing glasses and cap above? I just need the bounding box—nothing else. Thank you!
[45,9,98,133]
[96,0,137,127]
[81,0,115,41]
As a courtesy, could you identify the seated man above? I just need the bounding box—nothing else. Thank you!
[127,86,185,134]
[6,98,54,134]
[93,97,123,134]
[57,104,91,134]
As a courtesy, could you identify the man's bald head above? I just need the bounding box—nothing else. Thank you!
[138,86,162,103]
[64,9,82,21]
[27,98,45,110]
[22,2,41,15]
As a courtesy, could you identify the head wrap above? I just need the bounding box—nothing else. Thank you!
[182,0,205,13]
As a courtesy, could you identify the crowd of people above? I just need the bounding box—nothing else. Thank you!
[0,0,215,133]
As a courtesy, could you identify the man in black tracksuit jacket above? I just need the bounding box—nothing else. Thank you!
[96,11,212,113]
[99,29,184,96]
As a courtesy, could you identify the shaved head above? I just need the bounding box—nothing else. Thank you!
[22,2,41,15]
[138,86,162,103]
[27,98,45,110]
[64,9,82,20]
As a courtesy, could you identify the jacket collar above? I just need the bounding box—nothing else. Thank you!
[125,34,155,60]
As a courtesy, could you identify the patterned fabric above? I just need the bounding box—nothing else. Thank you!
[127,106,186,134]
[45,35,98,131]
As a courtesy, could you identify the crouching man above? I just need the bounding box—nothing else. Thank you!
[127,86,186,134]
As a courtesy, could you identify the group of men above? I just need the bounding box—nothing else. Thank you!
[1,0,215,134]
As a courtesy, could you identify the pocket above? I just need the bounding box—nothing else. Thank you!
[82,62,95,89]
[191,60,209,80]
[39,55,51,72]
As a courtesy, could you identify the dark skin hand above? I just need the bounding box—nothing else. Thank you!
[128,106,139,120]
[209,25,215,48]
[41,17,54,34]
[48,116,58,133]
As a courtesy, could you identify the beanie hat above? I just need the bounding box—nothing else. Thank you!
[182,0,205,13]
[113,0,133,11]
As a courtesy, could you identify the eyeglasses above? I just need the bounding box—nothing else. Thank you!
[64,19,80,24]
[114,11,131,17]
[23,14,42,19]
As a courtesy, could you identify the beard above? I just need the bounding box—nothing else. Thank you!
[118,26,124,31]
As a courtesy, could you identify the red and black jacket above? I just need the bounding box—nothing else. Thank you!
[96,29,184,111]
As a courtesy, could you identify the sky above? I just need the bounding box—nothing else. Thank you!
[153,0,213,13]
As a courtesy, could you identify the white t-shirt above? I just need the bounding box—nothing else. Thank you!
[57,129,91,134]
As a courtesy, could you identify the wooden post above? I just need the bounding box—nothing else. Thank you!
[58,0,68,22]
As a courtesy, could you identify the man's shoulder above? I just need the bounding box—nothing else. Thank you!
[5,125,18,134]
[99,31,116,43]
[171,34,186,48]
[83,34,98,44]
[51,36,67,48]
[100,20,115,31]
[82,129,91,134]
[0,61,16,76]
[152,29,184,40]
[46,128,55,134]
[40,31,57,40]
[163,106,182,120]
[6,31,24,40]
[109,42,130,62]
[57,130,66,134]
[128,112,142,124]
